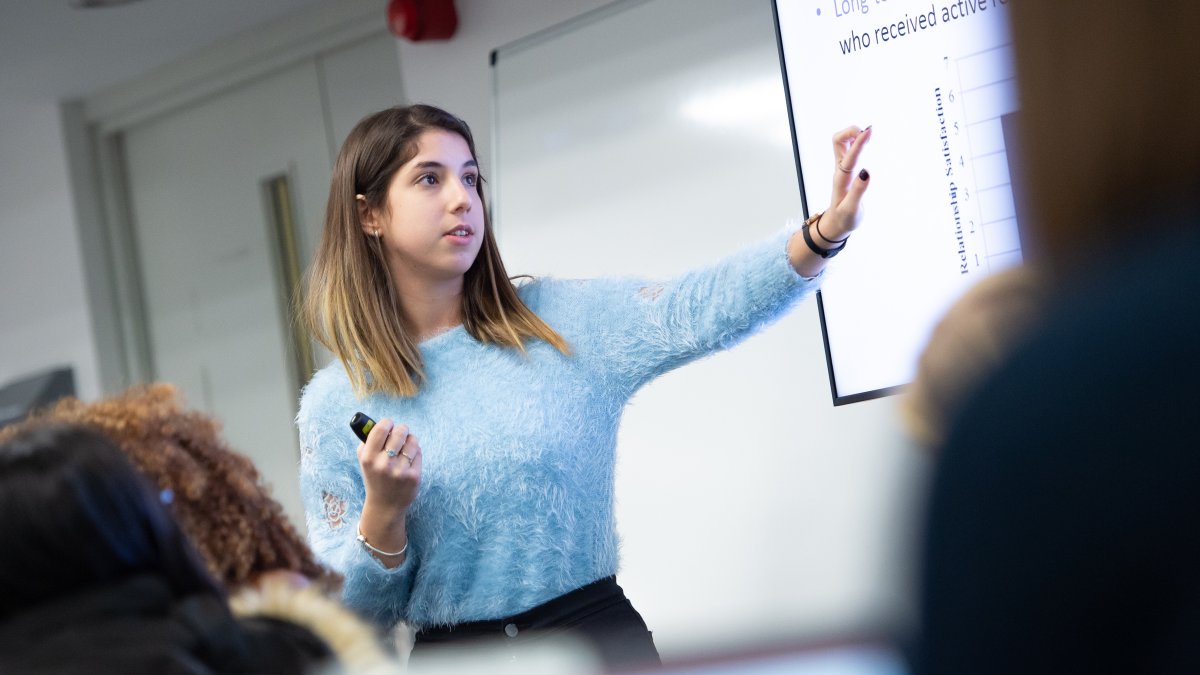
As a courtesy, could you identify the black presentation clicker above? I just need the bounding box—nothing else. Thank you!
[349,412,376,443]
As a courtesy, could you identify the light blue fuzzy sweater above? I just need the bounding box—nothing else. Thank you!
[296,231,818,629]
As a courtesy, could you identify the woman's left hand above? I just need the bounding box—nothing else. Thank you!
[787,125,872,276]
[820,124,872,240]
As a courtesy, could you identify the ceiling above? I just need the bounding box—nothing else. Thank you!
[0,0,338,100]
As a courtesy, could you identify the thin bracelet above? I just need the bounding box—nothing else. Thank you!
[356,525,408,557]
[814,215,850,244]
[801,212,847,259]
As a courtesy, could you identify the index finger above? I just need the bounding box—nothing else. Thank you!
[832,125,864,151]
[831,125,872,204]
[357,418,394,460]
[835,125,872,167]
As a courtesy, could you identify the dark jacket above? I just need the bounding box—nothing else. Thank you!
[913,206,1200,674]
[0,573,332,674]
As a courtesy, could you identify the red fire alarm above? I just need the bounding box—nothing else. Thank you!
[388,0,458,41]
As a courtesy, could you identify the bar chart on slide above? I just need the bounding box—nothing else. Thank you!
[948,42,1022,274]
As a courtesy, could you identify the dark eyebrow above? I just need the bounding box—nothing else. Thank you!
[410,159,479,172]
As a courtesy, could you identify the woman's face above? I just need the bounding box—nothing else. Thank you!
[364,129,484,286]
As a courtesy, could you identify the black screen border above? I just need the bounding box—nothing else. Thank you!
[771,0,905,406]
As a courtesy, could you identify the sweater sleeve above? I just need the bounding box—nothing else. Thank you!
[295,374,416,627]
[580,229,819,396]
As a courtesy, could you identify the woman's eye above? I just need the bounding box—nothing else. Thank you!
[418,174,438,186]
[463,173,478,187]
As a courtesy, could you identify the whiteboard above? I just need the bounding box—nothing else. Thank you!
[775,0,1021,403]
[492,0,925,658]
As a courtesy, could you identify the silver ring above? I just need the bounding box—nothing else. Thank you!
[400,452,414,465]
[386,448,397,458]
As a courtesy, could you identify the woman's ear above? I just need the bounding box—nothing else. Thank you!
[356,194,382,238]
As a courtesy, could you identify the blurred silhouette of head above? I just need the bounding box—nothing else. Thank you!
[902,266,1045,450]
[1012,1,1200,272]
[0,423,220,621]
[0,384,338,591]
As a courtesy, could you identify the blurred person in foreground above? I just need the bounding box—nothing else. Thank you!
[900,265,1046,453]
[0,384,400,674]
[0,424,332,674]
[1,383,335,591]
[910,2,1200,674]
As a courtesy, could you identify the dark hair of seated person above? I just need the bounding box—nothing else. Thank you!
[0,424,331,674]
[0,423,220,619]
[0,383,340,592]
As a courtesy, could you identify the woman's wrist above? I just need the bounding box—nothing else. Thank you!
[788,228,830,277]
[814,214,850,244]
[356,524,408,558]
[357,504,408,567]
[361,498,407,528]
[798,212,848,259]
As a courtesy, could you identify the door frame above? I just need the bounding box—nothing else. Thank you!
[62,0,386,394]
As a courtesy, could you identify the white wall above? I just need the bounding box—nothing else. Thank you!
[0,0,328,404]
[0,97,100,400]
[394,0,616,177]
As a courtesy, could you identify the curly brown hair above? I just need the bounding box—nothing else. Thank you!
[0,383,340,591]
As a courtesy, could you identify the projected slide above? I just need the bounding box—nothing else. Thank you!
[774,0,1020,403]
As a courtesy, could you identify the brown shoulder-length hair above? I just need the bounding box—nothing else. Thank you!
[1011,1,1200,272]
[303,104,568,398]
[0,384,339,591]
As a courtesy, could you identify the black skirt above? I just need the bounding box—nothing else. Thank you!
[411,576,660,671]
